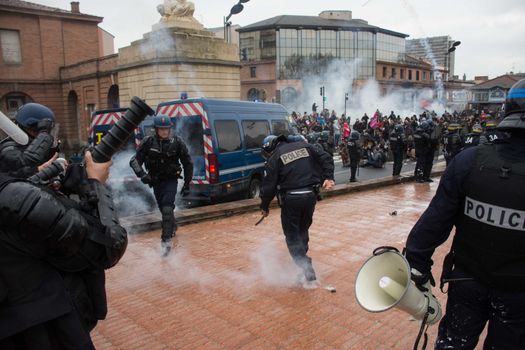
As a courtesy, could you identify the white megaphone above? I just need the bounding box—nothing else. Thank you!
[355,247,442,325]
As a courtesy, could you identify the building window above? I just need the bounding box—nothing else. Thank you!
[408,70,412,80]
[250,66,256,78]
[400,69,405,80]
[0,30,22,64]
[391,68,396,79]
[416,71,420,81]
[423,71,427,80]
[382,66,387,78]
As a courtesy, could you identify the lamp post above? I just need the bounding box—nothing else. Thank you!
[224,0,250,43]
[445,41,461,81]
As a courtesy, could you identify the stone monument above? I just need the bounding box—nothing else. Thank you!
[117,0,241,107]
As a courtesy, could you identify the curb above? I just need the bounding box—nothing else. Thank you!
[120,162,446,233]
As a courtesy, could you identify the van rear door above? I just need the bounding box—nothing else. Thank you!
[156,102,208,185]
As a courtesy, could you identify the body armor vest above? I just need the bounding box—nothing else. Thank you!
[144,137,183,181]
[454,144,525,290]
[444,132,463,156]
[463,133,481,149]
[347,140,360,157]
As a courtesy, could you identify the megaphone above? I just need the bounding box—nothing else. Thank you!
[355,247,442,325]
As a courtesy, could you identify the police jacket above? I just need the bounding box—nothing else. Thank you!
[260,140,334,212]
[389,131,406,153]
[0,174,127,339]
[130,135,193,184]
[413,128,430,153]
[347,139,362,158]
[443,131,463,157]
[0,133,54,178]
[405,136,525,291]
[462,132,481,149]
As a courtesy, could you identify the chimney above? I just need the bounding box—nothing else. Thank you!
[71,2,80,13]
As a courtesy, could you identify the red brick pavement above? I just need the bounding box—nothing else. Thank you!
[91,180,482,349]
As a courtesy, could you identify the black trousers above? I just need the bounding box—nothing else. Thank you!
[414,149,426,179]
[153,179,178,241]
[349,158,359,181]
[280,191,317,281]
[392,148,404,175]
[436,276,525,350]
[423,146,436,179]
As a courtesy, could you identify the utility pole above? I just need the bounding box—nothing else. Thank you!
[344,92,349,117]
[320,86,325,111]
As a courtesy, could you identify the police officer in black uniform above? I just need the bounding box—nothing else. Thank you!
[413,120,431,182]
[259,135,334,288]
[389,124,406,176]
[404,78,525,349]
[0,151,127,349]
[130,115,193,255]
[442,123,463,165]
[347,130,362,182]
[0,103,58,177]
[482,118,506,144]
[423,120,439,182]
[462,123,483,149]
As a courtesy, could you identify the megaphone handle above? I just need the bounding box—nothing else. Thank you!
[373,246,400,256]
[413,296,431,350]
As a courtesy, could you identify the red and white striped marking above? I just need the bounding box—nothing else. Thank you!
[160,102,212,185]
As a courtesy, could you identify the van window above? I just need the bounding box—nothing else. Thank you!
[215,120,242,153]
[242,120,270,149]
[271,120,290,136]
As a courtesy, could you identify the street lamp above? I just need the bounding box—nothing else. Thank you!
[224,0,250,43]
[445,41,461,81]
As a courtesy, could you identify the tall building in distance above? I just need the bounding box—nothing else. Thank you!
[406,36,457,79]
[238,10,444,110]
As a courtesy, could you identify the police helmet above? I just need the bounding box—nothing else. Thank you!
[153,115,172,128]
[498,78,525,131]
[472,124,482,133]
[394,124,404,134]
[261,135,279,159]
[350,130,360,141]
[485,119,498,129]
[420,121,430,130]
[447,123,461,132]
[15,103,55,131]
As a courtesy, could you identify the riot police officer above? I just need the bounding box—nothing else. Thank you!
[130,115,193,256]
[413,121,431,182]
[0,151,127,349]
[482,118,506,144]
[404,78,525,349]
[259,135,334,289]
[0,103,58,177]
[462,123,482,149]
[423,120,440,182]
[442,123,463,165]
[347,130,362,182]
[389,124,406,176]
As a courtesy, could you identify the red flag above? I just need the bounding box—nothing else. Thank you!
[369,111,379,129]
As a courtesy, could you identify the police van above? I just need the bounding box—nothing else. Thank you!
[141,98,292,203]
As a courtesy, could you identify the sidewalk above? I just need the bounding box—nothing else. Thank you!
[91,171,466,349]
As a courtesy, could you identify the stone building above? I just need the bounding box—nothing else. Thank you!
[1,0,240,152]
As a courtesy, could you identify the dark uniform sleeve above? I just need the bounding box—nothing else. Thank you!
[177,137,193,185]
[259,153,280,212]
[308,143,335,181]
[405,148,477,274]
[129,136,150,178]
[0,133,54,178]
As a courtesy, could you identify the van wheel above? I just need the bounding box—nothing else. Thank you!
[247,178,261,199]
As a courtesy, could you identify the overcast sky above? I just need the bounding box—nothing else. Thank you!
[35,0,525,79]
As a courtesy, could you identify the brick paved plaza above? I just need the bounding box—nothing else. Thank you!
[92,180,460,349]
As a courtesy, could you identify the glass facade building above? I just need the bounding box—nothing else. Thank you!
[239,26,407,81]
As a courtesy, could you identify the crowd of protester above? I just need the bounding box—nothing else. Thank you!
[290,106,503,169]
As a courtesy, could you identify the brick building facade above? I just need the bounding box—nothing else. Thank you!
[0,0,117,151]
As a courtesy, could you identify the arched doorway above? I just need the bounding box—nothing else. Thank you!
[107,85,120,108]
[247,88,260,101]
[67,90,82,143]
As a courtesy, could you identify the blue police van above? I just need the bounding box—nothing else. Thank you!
[140,99,292,203]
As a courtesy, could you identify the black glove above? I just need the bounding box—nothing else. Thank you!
[180,183,190,196]
[411,269,436,292]
[141,174,152,185]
